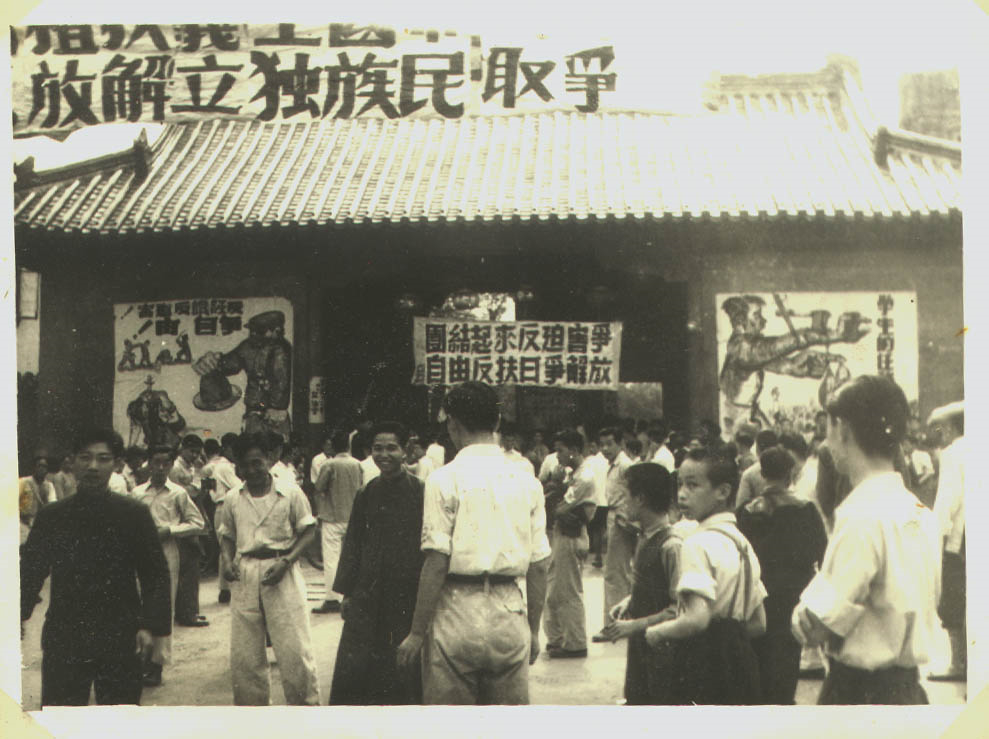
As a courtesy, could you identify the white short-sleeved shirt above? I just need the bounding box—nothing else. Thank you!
[933,437,964,554]
[799,471,941,670]
[676,511,767,622]
[133,479,205,536]
[651,445,676,473]
[360,455,380,486]
[309,452,329,485]
[216,476,317,555]
[201,455,241,503]
[585,452,609,507]
[421,443,552,576]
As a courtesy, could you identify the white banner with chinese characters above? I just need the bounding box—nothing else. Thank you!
[113,296,294,447]
[715,291,918,431]
[412,318,622,390]
[12,23,620,136]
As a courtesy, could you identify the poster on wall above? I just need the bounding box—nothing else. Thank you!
[113,296,293,447]
[412,317,622,390]
[715,291,918,435]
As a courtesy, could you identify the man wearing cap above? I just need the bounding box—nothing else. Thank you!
[928,401,966,682]
[192,310,292,438]
[396,381,551,704]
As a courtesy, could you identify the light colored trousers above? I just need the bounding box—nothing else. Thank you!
[151,538,180,666]
[230,556,320,705]
[602,512,637,626]
[422,581,530,704]
[320,521,347,602]
[544,525,589,652]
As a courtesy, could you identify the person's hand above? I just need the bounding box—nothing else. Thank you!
[157,526,171,540]
[261,558,291,586]
[135,628,153,661]
[609,597,630,622]
[833,312,871,343]
[792,604,831,646]
[529,628,540,664]
[602,619,639,642]
[191,351,222,376]
[644,624,664,648]
[396,633,424,671]
[221,557,240,582]
[340,597,351,621]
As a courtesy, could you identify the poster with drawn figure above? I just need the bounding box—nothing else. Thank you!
[113,296,294,446]
[715,291,918,434]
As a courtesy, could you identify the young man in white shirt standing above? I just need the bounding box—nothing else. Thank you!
[792,375,941,704]
[396,382,551,704]
[647,421,675,473]
[927,401,965,683]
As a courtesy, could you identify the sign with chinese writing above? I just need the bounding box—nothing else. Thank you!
[113,296,294,447]
[12,23,620,136]
[412,318,622,390]
[715,291,918,432]
[309,376,326,424]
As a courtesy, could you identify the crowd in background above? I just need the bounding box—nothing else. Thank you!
[18,374,965,706]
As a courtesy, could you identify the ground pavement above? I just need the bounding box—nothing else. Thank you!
[19,562,966,707]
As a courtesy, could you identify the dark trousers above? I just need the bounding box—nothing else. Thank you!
[588,505,609,559]
[200,495,220,574]
[939,548,966,629]
[818,659,928,705]
[175,538,202,622]
[751,593,802,704]
[41,651,143,706]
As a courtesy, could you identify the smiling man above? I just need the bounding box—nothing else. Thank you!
[20,428,172,706]
[329,421,425,705]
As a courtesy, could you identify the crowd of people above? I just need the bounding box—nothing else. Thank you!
[18,374,965,707]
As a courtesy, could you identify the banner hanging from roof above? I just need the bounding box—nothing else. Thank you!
[11,23,619,136]
[412,317,622,390]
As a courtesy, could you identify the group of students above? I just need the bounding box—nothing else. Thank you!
[19,372,961,707]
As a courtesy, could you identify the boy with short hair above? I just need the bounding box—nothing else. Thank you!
[645,446,766,705]
[602,463,682,704]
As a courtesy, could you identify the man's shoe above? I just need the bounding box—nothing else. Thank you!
[218,589,231,604]
[142,663,163,687]
[591,558,603,569]
[592,631,610,643]
[547,646,588,659]
[176,618,210,627]
[312,601,342,614]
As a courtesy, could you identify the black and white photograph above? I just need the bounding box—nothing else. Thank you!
[3,0,985,733]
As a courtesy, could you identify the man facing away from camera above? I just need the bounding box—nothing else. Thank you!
[397,381,551,704]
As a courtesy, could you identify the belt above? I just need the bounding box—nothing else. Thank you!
[241,548,288,560]
[446,573,517,586]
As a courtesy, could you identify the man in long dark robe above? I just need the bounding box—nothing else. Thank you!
[329,421,425,705]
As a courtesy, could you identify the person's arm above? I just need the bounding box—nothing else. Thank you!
[216,497,240,581]
[168,490,207,538]
[20,508,52,623]
[132,504,172,660]
[645,592,713,645]
[745,602,766,639]
[525,556,549,663]
[314,463,333,497]
[332,489,366,601]
[792,516,880,646]
[396,549,451,669]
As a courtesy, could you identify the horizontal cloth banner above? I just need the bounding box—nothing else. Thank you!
[412,317,622,390]
[12,23,619,136]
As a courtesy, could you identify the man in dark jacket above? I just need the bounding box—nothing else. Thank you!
[20,428,172,706]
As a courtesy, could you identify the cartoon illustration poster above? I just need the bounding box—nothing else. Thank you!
[715,291,918,433]
[113,296,293,447]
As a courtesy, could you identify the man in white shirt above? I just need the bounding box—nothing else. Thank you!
[543,429,599,659]
[928,402,965,682]
[169,434,209,627]
[309,434,334,486]
[793,376,940,704]
[133,446,206,687]
[19,454,57,544]
[647,421,675,473]
[216,432,320,705]
[499,422,535,476]
[201,433,242,604]
[734,429,779,510]
[396,382,551,704]
[592,427,636,643]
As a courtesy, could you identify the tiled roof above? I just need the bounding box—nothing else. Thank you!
[13,64,961,234]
